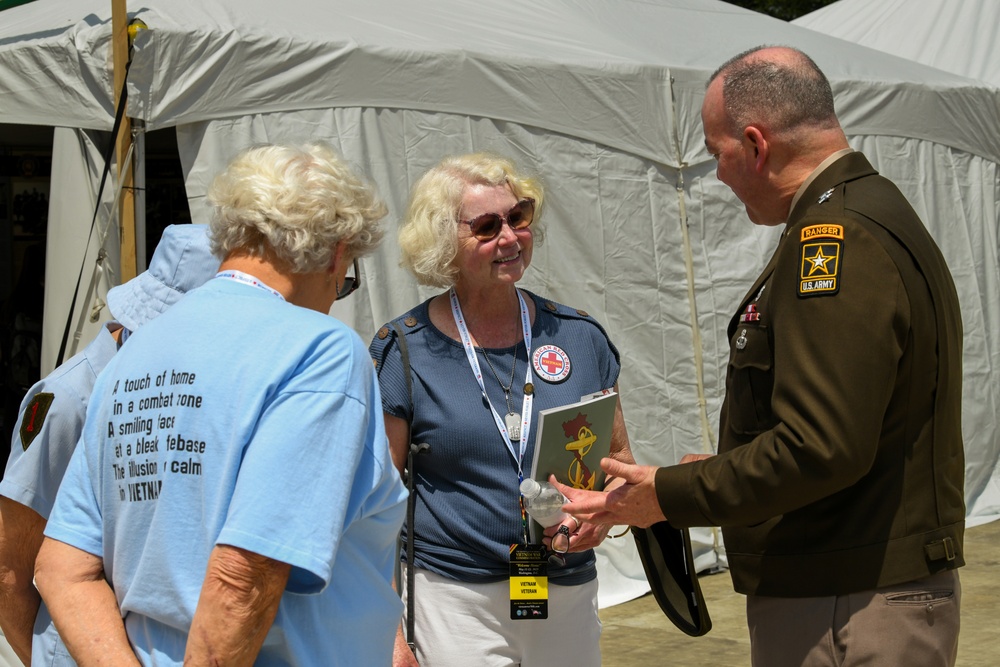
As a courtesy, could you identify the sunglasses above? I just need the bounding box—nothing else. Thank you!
[337,258,361,299]
[460,198,535,241]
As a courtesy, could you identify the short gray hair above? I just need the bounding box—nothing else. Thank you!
[710,46,837,137]
[398,153,544,288]
[207,143,387,273]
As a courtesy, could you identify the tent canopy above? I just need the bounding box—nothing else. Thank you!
[794,0,1000,87]
[3,0,1000,163]
[2,0,998,604]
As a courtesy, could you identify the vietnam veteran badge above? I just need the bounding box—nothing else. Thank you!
[798,224,843,297]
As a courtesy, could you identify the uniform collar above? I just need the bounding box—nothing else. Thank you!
[786,148,855,223]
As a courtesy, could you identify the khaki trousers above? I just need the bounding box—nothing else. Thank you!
[747,569,961,667]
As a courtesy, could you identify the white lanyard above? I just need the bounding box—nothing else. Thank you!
[450,288,534,477]
[215,270,286,301]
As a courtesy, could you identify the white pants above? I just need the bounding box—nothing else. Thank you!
[401,567,601,667]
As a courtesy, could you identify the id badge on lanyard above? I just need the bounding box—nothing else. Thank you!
[509,544,549,620]
[450,289,551,618]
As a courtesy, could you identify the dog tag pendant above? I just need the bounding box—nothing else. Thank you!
[506,412,522,440]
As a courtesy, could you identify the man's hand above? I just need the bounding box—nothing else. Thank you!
[551,458,667,529]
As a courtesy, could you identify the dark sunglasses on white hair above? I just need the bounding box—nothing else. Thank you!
[337,259,361,299]
[460,198,535,241]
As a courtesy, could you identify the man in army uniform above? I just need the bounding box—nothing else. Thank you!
[560,46,965,667]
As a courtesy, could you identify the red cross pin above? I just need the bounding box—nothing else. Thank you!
[532,345,571,383]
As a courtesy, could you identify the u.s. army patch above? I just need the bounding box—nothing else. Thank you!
[799,238,842,297]
[19,392,54,451]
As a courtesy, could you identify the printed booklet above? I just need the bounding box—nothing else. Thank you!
[527,391,617,541]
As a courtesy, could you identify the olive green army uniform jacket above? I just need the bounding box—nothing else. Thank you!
[656,152,965,597]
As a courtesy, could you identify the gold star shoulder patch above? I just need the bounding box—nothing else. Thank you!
[798,224,843,297]
[19,392,54,451]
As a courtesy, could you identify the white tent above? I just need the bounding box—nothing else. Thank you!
[2,0,999,607]
[794,0,1000,87]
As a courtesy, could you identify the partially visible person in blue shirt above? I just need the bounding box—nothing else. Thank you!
[0,224,218,666]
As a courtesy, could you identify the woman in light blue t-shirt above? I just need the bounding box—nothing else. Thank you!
[36,143,406,667]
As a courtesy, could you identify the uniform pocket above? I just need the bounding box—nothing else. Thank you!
[884,589,955,606]
[726,325,774,436]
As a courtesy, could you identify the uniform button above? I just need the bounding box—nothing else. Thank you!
[404,316,417,327]
[576,309,589,317]
[377,327,389,339]
[544,302,557,312]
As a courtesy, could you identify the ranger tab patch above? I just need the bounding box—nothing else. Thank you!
[799,225,843,297]
[19,392,54,451]
[800,224,844,242]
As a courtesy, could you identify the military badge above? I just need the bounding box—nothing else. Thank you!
[19,392,54,451]
[799,242,842,296]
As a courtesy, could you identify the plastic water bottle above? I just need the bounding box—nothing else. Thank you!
[519,478,568,527]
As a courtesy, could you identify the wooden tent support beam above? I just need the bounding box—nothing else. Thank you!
[112,0,136,281]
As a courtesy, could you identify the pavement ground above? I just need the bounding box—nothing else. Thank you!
[600,519,1000,666]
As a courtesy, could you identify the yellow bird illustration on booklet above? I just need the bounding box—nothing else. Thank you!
[561,413,598,489]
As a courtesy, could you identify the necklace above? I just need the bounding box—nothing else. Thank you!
[481,342,522,440]
[449,287,535,481]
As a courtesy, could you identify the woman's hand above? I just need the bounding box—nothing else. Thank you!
[541,514,612,553]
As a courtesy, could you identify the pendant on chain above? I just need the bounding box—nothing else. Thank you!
[506,412,522,440]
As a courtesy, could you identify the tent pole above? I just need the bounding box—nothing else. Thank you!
[112,0,136,281]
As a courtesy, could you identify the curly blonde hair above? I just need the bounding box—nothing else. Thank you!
[208,143,387,273]
[399,153,544,287]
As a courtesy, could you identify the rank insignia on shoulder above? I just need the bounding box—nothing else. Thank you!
[19,392,55,451]
[799,239,842,298]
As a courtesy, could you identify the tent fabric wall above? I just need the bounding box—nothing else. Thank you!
[794,0,1000,87]
[2,0,999,609]
[41,127,119,371]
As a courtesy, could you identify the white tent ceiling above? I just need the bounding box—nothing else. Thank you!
[2,0,999,605]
